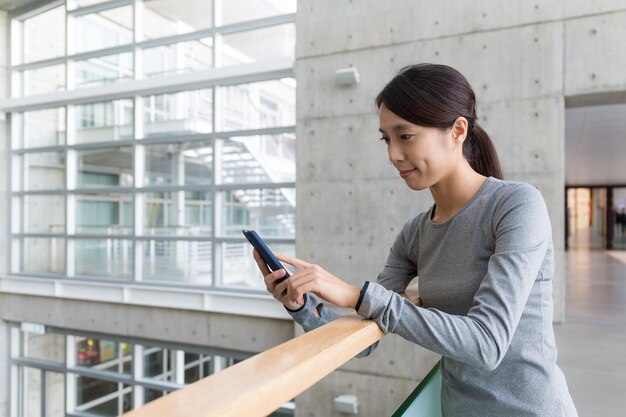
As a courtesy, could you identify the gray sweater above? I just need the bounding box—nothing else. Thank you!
[286,176,578,417]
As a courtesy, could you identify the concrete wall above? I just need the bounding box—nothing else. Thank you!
[0,293,294,355]
[294,1,626,416]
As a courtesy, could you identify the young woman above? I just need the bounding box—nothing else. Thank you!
[253,63,578,417]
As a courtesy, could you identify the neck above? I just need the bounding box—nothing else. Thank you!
[429,164,488,223]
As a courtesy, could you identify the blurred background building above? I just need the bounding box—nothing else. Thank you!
[0,1,625,416]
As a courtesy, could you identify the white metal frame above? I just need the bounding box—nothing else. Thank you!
[2,0,297,320]
[7,322,295,416]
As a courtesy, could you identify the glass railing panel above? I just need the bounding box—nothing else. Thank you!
[392,361,442,417]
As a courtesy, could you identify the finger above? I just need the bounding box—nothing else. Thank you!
[274,279,289,298]
[253,248,271,276]
[265,268,287,290]
[287,275,319,304]
[275,253,313,270]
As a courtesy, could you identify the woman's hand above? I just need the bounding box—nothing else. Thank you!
[253,249,361,310]
[253,249,302,310]
[275,253,361,309]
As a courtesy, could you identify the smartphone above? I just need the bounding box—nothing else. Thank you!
[242,229,290,283]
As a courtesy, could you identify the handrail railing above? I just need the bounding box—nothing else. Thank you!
[122,285,421,417]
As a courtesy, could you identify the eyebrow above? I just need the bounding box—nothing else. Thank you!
[378,123,414,133]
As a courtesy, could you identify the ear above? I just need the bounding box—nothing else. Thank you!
[451,117,469,144]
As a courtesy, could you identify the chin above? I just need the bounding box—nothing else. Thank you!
[404,178,430,191]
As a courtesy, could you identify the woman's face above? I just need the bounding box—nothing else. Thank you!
[378,104,464,190]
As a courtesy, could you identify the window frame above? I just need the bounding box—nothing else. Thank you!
[2,0,297,313]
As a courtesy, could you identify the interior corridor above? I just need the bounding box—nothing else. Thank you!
[554,248,626,417]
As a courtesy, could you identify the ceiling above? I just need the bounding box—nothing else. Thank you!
[565,103,626,186]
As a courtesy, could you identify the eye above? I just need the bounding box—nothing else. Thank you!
[400,134,414,141]
[379,137,390,144]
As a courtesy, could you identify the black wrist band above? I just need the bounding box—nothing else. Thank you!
[355,281,370,312]
[284,293,308,312]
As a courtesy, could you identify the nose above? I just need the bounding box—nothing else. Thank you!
[387,138,404,165]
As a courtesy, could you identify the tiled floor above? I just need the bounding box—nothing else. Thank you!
[554,245,626,417]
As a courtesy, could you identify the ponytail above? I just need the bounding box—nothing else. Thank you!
[465,122,503,179]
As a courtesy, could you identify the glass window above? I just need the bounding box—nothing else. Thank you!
[76,337,132,374]
[218,134,295,184]
[74,5,133,54]
[75,238,133,279]
[9,1,296,291]
[219,79,295,131]
[75,52,134,88]
[23,107,66,149]
[75,99,133,144]
[24,195,66,234]
[145,142,213,186]
[23,333,66,363]
[221,24,294,67]
[77,193,133,235]
[9,327,261,417]
[143,38,213,78]
[222,241,294,289]
[143,89,213,137]
[75,375,131,415]
[22,5,65,63]
[77,147,133,188]
[23,64,66,96]
[220,0,296,25]
[222,188,295,238]
[144,191,212,237]
[143,240,212,284]
[145,388,170,402]
[142,0,213,40]
[22,151,66,191]
[21,237,66,275]
[183,352,212,384]
[143,347,174,381]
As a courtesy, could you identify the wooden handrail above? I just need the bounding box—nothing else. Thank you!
[122,285,420,417]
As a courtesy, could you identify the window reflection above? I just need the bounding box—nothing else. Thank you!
[74,6,133,54]
[75,100,134,144]
[143,89,213,137]
[77,147,133,188]
[220,79,295,131]
[76,53,134,88]
[142,0,213,40]
[143,38,213,78]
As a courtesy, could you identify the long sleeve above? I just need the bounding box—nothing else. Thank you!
[356,184,552,371]
[374,215,420,293]
[285,216,421,358]
[285,293,378,358]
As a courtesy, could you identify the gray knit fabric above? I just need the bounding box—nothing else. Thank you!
[286,176,578,417]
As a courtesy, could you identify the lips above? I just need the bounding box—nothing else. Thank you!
[399,168,417,178]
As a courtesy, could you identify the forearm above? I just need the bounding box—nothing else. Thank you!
[285,292,379,358]
[357,282,503,370]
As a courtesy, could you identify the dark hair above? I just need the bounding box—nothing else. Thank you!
[375,63,503,179]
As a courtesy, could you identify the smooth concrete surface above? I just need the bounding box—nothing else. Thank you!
[295,1,565,415]
[294,1,626,415]
[0,294,295,356]
[295,368,419,417]
[555,248,626,417]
